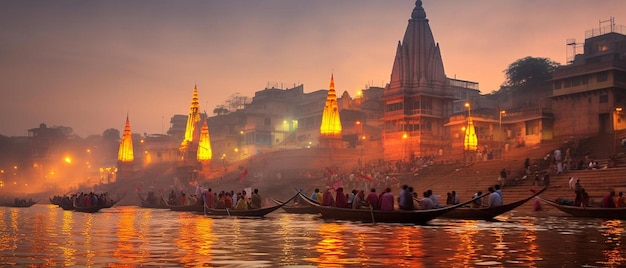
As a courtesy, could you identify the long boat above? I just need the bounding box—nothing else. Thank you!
[72,203,104,213]
[0,199,38,208]
[270,197,319,214]
[298,192,488,224]
[441,187,548,220]
[204,193,298,218]
[536,196,626,219]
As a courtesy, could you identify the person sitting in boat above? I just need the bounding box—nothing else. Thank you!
[399,186,414,210]
[235,193,248,210]
[426,189,440,208]
[365,188,379,210]
[223,192,233,209]
[168,190,177,205]
[487,187,502,207]
[379,188,394,211]
[310,188,321,202]
[471,191,483,208]
[322,187,334,206]
[334,188,348,208]
[204,188,215,208]
[250,189,262,209]
[615,192,626,208]
[214,193,226,209]
[602,191,617,208]
[352,190,367,209]
[419,191,434,210]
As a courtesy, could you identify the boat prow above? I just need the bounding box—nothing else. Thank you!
[441,187,548,220]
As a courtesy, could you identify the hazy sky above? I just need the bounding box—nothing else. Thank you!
[1,0,624,137]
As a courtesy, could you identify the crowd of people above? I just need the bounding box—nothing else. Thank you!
[309,183,505,211]
[167,186,264,210]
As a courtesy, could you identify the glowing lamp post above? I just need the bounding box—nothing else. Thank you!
[499,110,506,157]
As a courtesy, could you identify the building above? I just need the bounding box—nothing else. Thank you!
[380,0,455,160]
[551,19,626,138]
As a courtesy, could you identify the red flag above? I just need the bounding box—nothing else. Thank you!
[240,169,248,184]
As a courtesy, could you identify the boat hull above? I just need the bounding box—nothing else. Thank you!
[441,187,547,220]
[538,197,626,219]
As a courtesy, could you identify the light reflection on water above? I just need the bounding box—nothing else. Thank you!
[0,205,624,267]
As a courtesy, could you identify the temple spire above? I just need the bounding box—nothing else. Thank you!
[117,115,134,162]
[320,73,342,136]
[180,85,201,152]
[197,119,212,161]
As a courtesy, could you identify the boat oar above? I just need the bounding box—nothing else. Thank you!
[369,205,376,225]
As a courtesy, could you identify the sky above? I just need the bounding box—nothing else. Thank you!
[1,0,624,138]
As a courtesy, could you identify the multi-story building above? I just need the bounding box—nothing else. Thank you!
[551,20,626,138]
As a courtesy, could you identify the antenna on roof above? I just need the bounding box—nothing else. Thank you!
[566,38,583,65]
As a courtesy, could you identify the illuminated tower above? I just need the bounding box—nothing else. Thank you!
[177,85,202,182]
[197,119,212,161]
[117,115,134,180]
[180,84,201,158]
[319,74,343,148]
[381,0,454,160]
[197,119,212,177]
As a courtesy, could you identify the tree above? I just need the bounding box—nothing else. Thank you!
[213,106,229,116]
[102,128,120,143]
[503,56,561,89]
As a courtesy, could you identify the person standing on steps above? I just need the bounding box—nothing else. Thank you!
[499,168,508,187]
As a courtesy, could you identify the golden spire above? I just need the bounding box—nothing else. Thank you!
[197,119,212,161]
[464,117,478,151]
[181,84,201,150]
[118,115,134,162]
[320,74,342,136]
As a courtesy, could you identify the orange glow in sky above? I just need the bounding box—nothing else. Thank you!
[0,0,624,137]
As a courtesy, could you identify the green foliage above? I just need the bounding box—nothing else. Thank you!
[503,56,561,89]
[102,128,120,143]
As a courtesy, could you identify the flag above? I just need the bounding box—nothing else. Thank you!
[240,169,248,184]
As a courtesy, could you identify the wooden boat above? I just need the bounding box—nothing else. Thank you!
[0,199,37,208]
[204,193,298,217]
[298,192,487,224]
[536,196,626,219]
[270,197,319,214]
[72,203,104,213]
[441,187,548,220]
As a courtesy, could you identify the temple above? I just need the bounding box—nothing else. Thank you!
[319,74,343,148]
[381,0,455,160]
[177,85,203,181]
[116,115,134,180]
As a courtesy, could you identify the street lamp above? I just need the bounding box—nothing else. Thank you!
[614,107,622,153]
[499,110,506,156]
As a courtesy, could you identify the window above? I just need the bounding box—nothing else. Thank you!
[599,95,608,103]
[564,79,572,88]
[598,71,608,82]
[554,80,562,89]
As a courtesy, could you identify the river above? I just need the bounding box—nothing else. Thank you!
[0,204,624,267]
